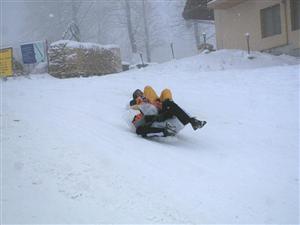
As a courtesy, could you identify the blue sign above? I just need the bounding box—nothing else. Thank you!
[21,44,36,64]
[21,41,46,64]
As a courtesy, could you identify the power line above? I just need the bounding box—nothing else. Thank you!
[78,1,95,25]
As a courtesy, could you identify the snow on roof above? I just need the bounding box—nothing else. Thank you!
[50,40,119,50]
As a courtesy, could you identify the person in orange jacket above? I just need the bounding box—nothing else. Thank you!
[129,86,206,137]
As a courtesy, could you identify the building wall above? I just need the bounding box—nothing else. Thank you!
[214,0,299,55]
[286,0,300,51]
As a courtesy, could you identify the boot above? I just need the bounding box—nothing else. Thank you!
[190,118,207,130]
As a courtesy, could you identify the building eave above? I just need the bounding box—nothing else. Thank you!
[207,0,247,9]
[183,0,214,21]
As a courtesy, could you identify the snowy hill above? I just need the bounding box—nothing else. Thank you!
[2,50,299,224]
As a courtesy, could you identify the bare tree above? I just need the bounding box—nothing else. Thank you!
[142,0,151,62]
[125,0,138,53]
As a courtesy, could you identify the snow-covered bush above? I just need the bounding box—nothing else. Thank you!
[48,40,122,78]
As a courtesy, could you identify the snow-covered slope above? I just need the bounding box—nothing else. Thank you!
[2,50,299,224]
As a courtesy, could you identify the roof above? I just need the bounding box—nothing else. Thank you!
[207,0,247,9]
[182,0,214,21]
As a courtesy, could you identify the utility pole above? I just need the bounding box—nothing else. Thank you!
[71,0,81,41]
[125,0,137,53]
[142,0,151,62]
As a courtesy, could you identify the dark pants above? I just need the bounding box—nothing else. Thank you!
[135,100,191,137]
[160,100,191,125]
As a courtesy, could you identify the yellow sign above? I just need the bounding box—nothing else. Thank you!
[0,48,13,77]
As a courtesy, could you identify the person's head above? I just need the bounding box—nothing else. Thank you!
[132,89,144,99]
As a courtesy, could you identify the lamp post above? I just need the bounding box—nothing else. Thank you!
[245,32,250,55]
[245,33,254,59]
[202,32,207,47]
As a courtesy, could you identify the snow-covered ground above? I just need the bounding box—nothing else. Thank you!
[1,50,299,224]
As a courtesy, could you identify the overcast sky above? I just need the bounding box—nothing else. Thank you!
[0,0,215,63]
[1,1,28,47]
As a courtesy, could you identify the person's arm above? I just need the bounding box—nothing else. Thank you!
[130,104,140,110]
[130,99,136,106]
[130,96,150,111]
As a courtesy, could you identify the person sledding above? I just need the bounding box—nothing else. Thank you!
[129,86,207,137]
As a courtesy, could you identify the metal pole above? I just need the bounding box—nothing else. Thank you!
[245,33,250,55]
[170,43,175,59]
[45,40,50,74]
[139,53,144,66]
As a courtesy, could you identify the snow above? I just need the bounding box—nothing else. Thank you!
[152,49,299,73]
[1,50,299,224]
[50,40,119,50]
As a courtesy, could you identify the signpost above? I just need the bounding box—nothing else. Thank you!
[21,41,47,64]
[34,41,46,63]
[21,43,36,64]
[0,47,13,77]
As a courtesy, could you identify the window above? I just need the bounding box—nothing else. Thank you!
[260,4,282,38]
[291,0,300,31]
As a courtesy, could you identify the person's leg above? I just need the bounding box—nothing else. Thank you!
[160,100,207,130]
[161,99,190,125]
[160,88,173,102]
[143,86,159,104]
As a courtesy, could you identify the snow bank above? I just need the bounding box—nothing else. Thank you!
[146,49,299,74]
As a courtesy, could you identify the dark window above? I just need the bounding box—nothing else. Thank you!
[260,4,282,38]
[291,0,300,31]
